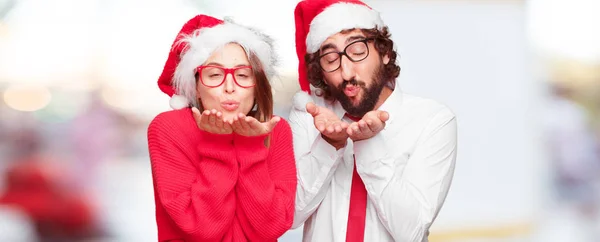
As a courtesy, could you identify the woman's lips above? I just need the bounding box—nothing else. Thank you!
[221,101,239,111]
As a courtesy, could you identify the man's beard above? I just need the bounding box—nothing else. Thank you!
[329,63,386,117]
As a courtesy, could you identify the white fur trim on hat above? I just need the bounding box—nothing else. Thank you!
[292,90,314,111]
[306,2,384,53]
[169,94,190,110]
[172,19,278,109]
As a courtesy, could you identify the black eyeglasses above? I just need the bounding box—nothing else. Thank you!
[317,38,374,72]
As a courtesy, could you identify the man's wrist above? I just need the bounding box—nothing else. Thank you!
[321,134,347,150]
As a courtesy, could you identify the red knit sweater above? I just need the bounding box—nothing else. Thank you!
[147,108,297,242]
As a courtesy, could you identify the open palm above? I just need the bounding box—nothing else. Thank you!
[192,107,233,134]
[306,102,349,144]
[231,113,280,137]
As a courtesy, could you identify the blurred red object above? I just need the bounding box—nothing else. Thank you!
[0,158,101,239]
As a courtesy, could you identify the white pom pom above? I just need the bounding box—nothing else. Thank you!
[169,94,189,110]
[292,91,313,111]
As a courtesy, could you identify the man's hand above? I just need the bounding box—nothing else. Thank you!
[306,102,349,149]
[230,113,280,137]
[192,107,233,134]
[347,110,389,142]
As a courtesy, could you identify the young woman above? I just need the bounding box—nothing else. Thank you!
[147,15,296,242]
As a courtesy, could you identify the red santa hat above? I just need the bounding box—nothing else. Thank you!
[158,14,277,109]
[294,0,384,94]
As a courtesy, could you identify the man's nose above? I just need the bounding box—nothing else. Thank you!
[339,55,356,81]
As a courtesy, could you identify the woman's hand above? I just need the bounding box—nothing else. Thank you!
[230,113,280,137]
[192,107,233,134]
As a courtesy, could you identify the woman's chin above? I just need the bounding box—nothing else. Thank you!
[201,106,251,121]
[221,112,238,121]
[221,110,250,121]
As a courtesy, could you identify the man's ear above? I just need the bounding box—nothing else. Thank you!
[382,53,390,65]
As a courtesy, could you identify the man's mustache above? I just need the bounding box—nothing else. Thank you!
[340,79,366,89]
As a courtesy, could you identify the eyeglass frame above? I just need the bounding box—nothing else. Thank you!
[317,37,375,73]
[195,65,256,88]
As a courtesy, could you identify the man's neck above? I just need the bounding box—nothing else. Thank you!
[373,86,393,111]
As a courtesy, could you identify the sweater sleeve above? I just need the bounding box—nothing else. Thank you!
[233,119,297,241]
[147,114,238,241]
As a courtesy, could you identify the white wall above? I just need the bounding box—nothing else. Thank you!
[367,0,546,231]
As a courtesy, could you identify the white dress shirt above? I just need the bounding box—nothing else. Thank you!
[288,83,457,242]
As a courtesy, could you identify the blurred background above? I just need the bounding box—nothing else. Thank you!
[0,0,599,241]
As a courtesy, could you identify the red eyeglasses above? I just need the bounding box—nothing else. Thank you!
[196,65,256,88]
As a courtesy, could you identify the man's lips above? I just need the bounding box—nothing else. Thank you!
[344,85,360,97]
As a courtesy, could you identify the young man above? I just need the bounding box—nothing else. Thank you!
[289,0,458,241]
